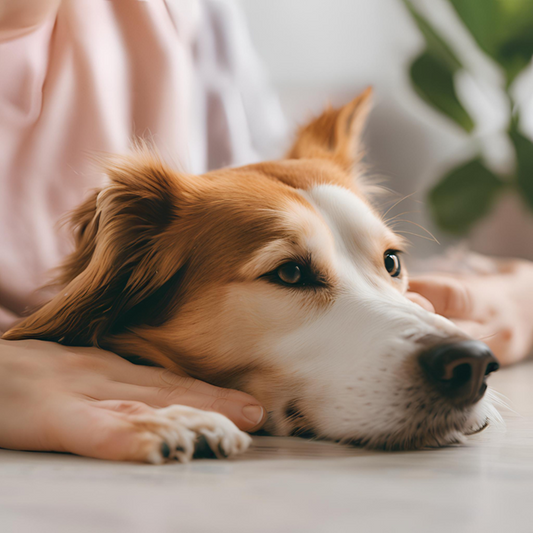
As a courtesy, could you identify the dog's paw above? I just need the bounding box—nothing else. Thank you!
[132,405,252,464]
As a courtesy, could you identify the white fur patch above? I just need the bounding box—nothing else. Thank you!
[239,185,497,449]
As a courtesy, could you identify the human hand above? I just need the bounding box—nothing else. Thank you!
[408,259,533,366]
[0,339,265,460]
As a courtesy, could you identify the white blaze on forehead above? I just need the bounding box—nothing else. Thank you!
[223,183,490,448]
[300,185,393,259]
[240,199,336,279]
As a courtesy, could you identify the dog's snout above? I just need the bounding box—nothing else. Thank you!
[419,340,499,406]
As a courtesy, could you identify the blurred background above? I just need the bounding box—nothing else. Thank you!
[235,0,533,261]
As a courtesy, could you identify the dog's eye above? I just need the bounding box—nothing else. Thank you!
[277,262,302,284]
[384,251,401,278]
[261,260,326,289]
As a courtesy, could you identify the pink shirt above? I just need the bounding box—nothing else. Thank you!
[0,0,287,332]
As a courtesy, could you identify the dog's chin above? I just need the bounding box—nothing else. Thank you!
[346,416,492,452]
[265,395,500,452]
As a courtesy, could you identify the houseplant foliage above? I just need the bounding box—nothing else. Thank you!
[402,0,533,235]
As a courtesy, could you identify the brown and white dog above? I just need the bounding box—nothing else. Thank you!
[3,89,500,463]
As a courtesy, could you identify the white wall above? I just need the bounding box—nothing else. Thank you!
[236,0,533,260]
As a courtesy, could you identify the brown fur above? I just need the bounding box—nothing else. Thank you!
[3,89,374,379]
[286,86,372,172]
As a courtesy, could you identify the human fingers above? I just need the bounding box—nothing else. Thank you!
[408,276,481,320]
[33,344,267,432]
[92,376,266,432]
[449,319,519,366]
[405,291,435,313]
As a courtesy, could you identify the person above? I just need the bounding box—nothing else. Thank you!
[0,0,279,460]
[1,0,532,461]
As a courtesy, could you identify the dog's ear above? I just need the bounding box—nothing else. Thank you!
[3,150,193,346]
[287,87,373,171]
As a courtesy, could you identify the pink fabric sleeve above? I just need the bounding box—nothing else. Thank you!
[0,0,286,334]
[0,0,197,332]
[0,0,61,41]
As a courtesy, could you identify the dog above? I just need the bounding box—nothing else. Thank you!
[3,88,501,463]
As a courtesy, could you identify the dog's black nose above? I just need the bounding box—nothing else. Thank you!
[419,340,499,406]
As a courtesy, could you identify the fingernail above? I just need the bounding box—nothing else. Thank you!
[242,404,264,428]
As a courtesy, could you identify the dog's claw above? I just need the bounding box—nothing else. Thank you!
[160,441,171,459]
[193,434,217,459]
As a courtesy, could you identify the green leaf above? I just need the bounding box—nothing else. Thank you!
[509,125,533,210]
[428,159,505,235]
[448,0,533,85]
[402,0,463,72]
[410,52,475,132]
[402,1,474,130]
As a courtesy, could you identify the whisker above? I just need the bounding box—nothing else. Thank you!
[395,230,440,243]
[384,210,422,224]
[389,219,440,244]
[382,191,419,220]
[486,389,519,415]
[476,331,500,342]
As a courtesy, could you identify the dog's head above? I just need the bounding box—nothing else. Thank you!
[4,88,500,449]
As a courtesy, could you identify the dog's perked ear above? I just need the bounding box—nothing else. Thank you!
[3,150,193,346]
[287,87,373,172]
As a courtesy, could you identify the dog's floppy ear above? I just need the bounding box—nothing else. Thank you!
[3,150,193,346]
[287,87,373,171]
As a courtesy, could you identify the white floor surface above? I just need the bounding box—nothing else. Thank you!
[1,361,533,533]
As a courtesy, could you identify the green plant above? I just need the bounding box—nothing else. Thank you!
[402,0,533,235]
